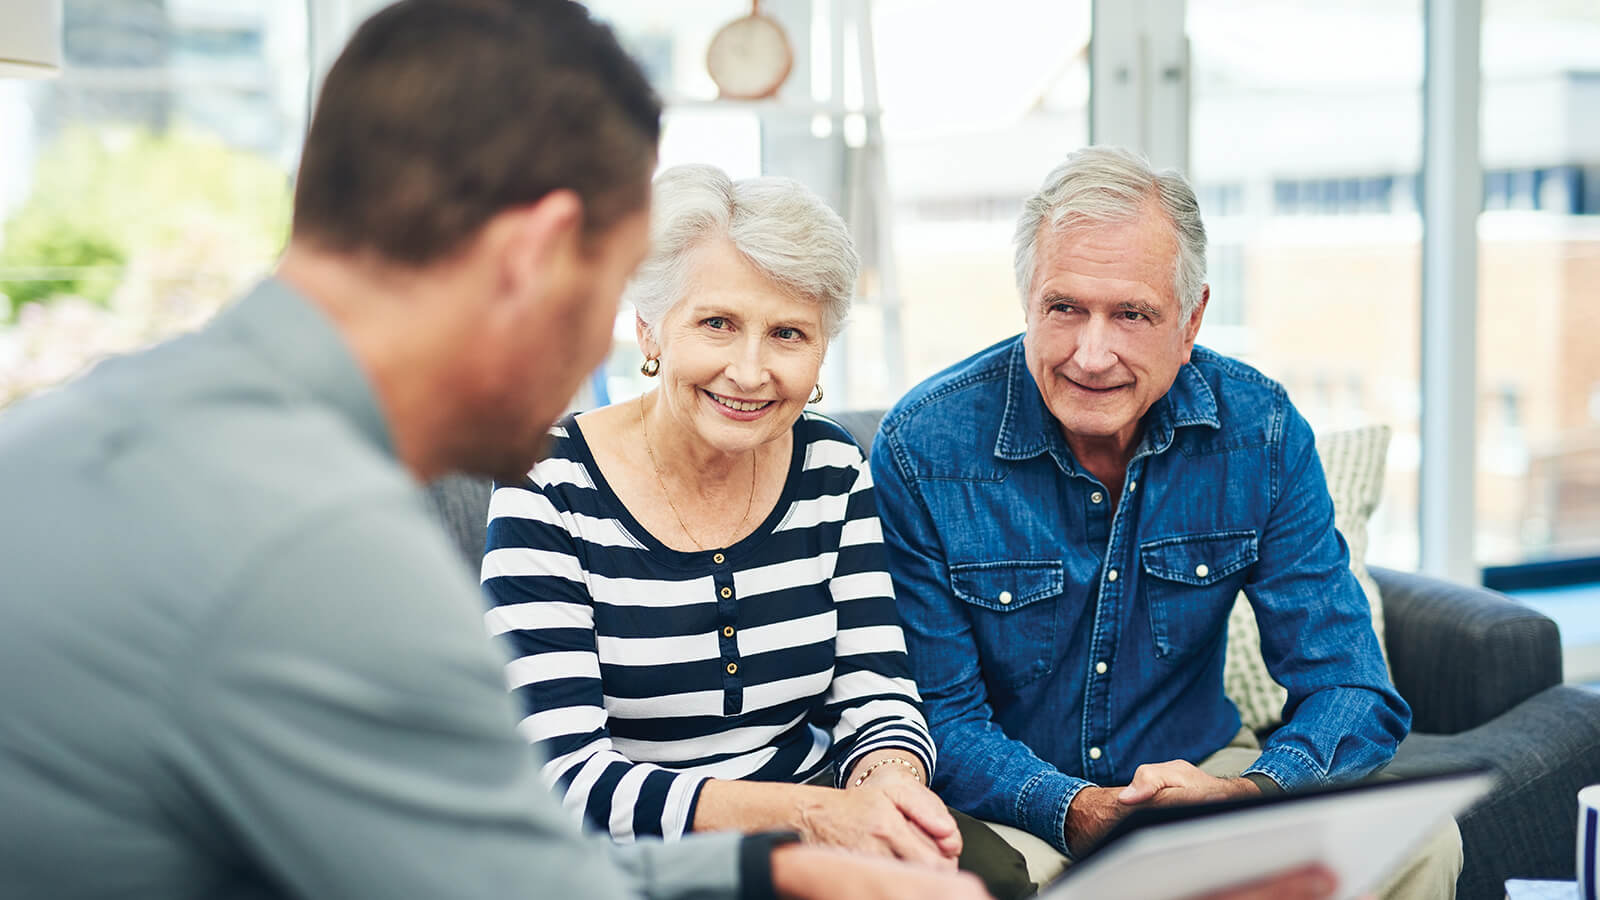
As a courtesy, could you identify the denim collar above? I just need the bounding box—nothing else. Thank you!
[993,339,1221,469]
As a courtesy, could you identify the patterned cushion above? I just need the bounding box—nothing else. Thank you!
[1223,425,1392,732]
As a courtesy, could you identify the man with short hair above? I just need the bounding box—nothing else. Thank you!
[870,146,1462,898]
[0,2,984,898]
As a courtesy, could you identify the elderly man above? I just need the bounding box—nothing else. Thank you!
[870,146,1462,898]
[0,2,989,899]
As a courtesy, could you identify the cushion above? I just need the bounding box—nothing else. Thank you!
[1223,424,1392,732]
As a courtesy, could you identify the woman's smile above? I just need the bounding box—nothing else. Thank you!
[704,389,777,420]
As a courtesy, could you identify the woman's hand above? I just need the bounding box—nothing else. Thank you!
[692,765,961,870]
[782,756,961,868]
[849,761,963,862]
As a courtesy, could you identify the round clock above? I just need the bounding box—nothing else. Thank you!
[705,5,793,101]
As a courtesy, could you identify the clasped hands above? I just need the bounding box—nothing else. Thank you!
[1065,759,1263,857]
[792,756,962,870]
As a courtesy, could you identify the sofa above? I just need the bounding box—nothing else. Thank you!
[425,407,1600,900]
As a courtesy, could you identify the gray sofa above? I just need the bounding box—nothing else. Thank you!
[425,408,1600,900]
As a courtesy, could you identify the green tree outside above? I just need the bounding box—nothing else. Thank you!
[0,127,292,321]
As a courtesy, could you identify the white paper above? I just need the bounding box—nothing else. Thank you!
[1041,772,1495,900]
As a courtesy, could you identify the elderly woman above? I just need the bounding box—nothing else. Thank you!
[480,165,1025,895]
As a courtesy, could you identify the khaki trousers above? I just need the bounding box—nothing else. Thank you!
[979,729,1463,899]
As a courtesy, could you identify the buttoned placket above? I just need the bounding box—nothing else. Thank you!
[1074,453,1151,782]
[712,556,742,715]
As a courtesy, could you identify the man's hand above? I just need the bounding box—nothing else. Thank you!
[771,843,989,900]
[1063,786,1133,857]
[1066,762,1262,856]
[1117,761,1261,807]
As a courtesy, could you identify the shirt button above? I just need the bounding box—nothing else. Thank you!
[726,662,738,675]
[1088,746,1103,760]
[723,626,735,637]
[720,587,732,599]
[998,590,1013,605]
[713,552,725,564]
[1106,569,1119,582]
[1095,661,1108,675]
[1090,491,1104,504]
[1129,480,1138,493]
[1195,563,1210,578]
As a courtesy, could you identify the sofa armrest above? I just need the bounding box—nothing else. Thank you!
[1373,565,1563,735]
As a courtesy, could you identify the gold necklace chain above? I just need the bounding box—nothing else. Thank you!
[638,393,756,552]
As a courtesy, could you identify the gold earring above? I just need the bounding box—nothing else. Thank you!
[809,384,824,404]
[640,357,660,377]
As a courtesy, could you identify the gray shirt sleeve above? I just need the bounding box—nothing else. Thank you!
[173,493,746,900]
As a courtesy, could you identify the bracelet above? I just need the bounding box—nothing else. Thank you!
[851,756,923,788]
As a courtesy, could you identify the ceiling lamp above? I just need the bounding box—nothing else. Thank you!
[0,0,63,79]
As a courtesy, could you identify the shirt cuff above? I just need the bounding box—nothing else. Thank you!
[1244,745,1324,793]
[682,776,711,834]
[737,831,802,900]
[1016,768,1092,857]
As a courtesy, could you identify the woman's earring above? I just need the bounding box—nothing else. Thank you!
[640,357,660,377]
[808,384,824,404]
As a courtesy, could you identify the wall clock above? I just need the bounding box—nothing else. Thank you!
[706,2,793,100]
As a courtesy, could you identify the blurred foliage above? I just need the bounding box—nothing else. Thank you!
[0,127,292,408]
[0,127,291,321]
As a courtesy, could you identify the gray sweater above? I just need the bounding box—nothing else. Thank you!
[0,279,751,899]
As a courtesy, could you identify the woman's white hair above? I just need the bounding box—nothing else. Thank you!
[1012,146,1207,319]
[626,164,858,340]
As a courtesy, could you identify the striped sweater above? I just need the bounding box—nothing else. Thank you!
[482,410,935,842]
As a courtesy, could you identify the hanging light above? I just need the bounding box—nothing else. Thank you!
[0,0,63,79]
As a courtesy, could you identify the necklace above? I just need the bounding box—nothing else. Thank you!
[638,393,756,551]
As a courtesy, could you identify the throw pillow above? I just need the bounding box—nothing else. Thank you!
[1223,424,1392,732]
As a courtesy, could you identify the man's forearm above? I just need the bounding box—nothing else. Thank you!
[609,831,748,900]
[932,715,1090,855]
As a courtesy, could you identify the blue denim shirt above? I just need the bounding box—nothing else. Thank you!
[870,336,1409,854]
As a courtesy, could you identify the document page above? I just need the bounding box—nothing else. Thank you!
[1041,771,1494,900]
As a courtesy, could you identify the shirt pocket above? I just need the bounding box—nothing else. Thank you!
[948,560,1063,690]
[1139,530,1258,660]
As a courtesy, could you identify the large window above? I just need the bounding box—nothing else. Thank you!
[586,0,1091,411]
[1476,0,1600,566]
[0,0,307,409]
[1187,0,1426,569]
[873,0,1090,405]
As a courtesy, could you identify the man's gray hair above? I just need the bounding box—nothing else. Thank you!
[626,164,858,340]
[1012,146,1207,319]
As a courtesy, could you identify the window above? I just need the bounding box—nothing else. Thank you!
[1477,0,1600,565]
[0,0,308,409]
[1188,0,1424,568]
[585,0,1093,410]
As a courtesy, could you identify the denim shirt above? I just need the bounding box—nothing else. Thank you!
[870,336,1409,854]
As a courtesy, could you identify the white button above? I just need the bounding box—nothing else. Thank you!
[1095,661,1108,675]
[1090,491,1104,504]
[1088,746,1102,760]
[1129,481,1138,493]
[1106,569,1118,582]
[1195,563,1210,578]
[998,590,1013,605]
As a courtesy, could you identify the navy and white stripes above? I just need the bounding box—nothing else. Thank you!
[482,411,935,842]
